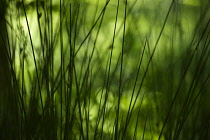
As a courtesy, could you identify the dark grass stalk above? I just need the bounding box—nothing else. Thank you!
[92,58,118,140]
[97,55,122,140]
[0,23,23,139]
[63,4,73,140]
[94,0,120,139]
[122,37,147,138]
[59,0,64,139]
[35,0,44,59]
[82,3,110,139]
[171,18,210,139]
[142,112,149,140]
[132,93,145,140]
[190,71,210,139]
[20,41,25,139]
[173,20,210,139]
[21,0,44,116]
[74,0,110,56]
[90,11,120,139]
[137,0,175,125]
[75,25,104,138]
[116,0,177,137]
[114,0,127,139]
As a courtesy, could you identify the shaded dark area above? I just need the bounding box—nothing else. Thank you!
[0,0,20,139]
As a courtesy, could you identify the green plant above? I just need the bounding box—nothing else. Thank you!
[0,0,210,139]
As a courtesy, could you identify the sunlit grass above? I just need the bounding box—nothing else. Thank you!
[1,0,210,139]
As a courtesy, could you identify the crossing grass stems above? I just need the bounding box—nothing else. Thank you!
[1,0,210,139]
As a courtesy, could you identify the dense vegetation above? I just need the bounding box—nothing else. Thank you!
[0,0,210,139]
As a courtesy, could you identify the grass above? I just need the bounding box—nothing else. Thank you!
[1,0,210,139]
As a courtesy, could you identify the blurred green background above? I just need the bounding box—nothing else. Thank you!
[0,0,210,139]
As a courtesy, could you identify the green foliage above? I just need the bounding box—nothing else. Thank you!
[0,0,210,139]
